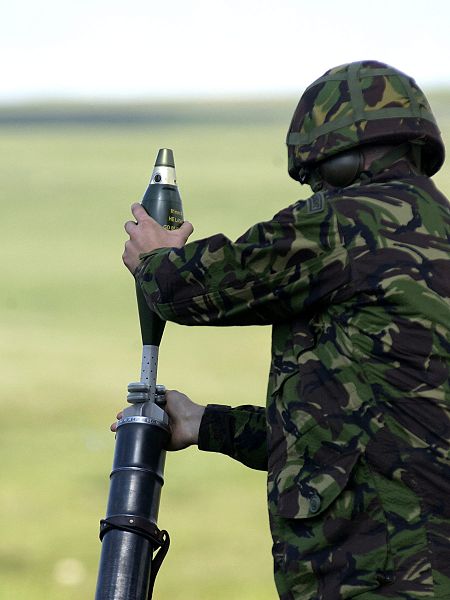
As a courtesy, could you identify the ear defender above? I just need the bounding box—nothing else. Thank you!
[319,149,364,188]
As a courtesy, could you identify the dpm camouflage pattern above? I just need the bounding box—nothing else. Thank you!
[137,160,450,599]
[286,61,445,181]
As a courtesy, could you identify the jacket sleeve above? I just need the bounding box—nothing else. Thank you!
[198,404,268,471]
[135,195,348,326]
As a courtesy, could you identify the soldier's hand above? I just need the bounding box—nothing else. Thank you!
[164,390,205,451]
[110,390,205,451]
[123,203,194,274]
[110,411,123,432]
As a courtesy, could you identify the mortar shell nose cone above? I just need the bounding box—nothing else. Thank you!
[155,148,175,168]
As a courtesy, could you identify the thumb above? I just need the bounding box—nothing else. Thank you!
[177,221,194,244]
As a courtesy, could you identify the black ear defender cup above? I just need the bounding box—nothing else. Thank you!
[319,149,364,188]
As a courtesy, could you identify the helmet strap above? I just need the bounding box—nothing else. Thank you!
[307,169,325,192]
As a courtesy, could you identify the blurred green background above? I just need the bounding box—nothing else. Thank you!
[1,93,449,600]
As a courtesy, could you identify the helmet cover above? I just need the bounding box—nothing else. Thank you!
[287,60,445,181]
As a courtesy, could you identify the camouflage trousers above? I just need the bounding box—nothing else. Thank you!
[269,450,450,599]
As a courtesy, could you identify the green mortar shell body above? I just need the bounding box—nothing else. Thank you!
[141,184,184,231]
[135,150,184,347]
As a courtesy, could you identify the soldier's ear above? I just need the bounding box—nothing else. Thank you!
[319,150,364,188]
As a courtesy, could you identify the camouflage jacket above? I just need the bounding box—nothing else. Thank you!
[137,162,450,597]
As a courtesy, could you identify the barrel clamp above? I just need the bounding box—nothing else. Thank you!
[99,514,170,598]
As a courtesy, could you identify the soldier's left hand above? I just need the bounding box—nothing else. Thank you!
[123,203,194,274]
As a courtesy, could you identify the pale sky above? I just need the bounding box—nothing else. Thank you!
[2,0,450,102]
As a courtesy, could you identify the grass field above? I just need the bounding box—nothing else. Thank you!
[1,93,450,600]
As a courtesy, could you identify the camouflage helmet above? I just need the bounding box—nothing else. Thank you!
[287,60,445,183]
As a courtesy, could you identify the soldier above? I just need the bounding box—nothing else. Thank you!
[120,61,450,599]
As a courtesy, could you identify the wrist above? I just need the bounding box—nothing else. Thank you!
[189,405,205,445]
[197,404,232,453]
